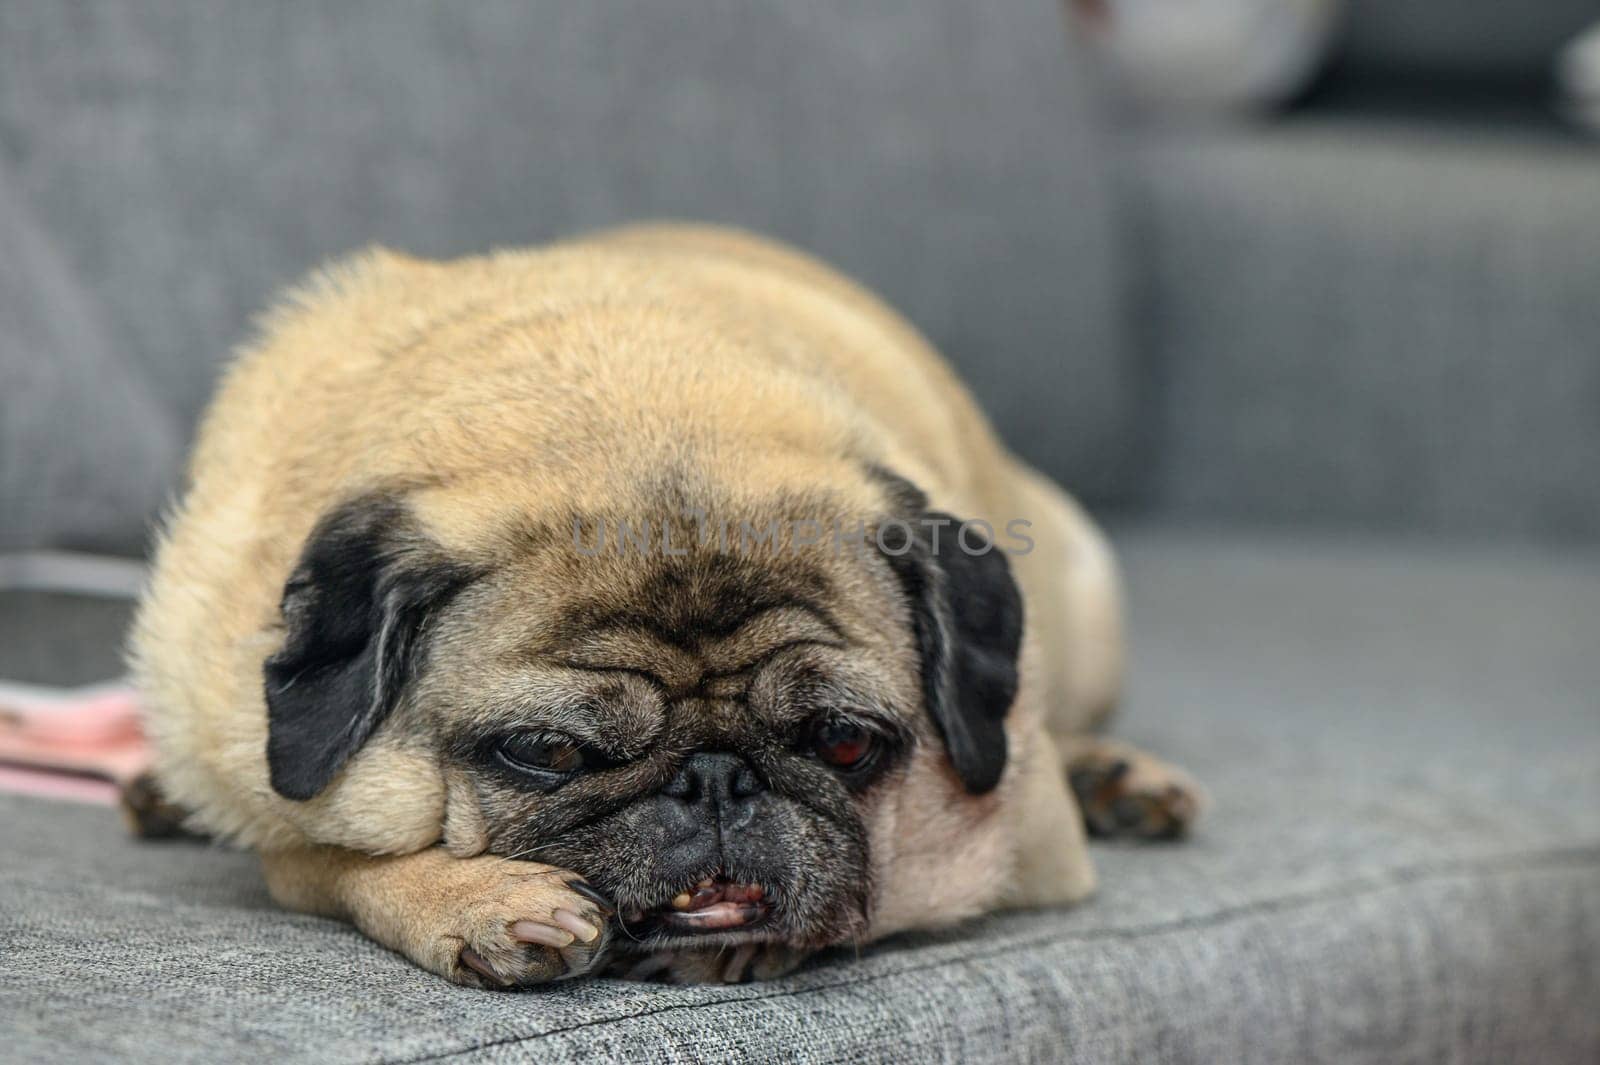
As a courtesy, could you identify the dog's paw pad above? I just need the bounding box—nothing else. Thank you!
[1070,755,1203,841]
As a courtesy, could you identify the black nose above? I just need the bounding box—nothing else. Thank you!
[662,752,765,808]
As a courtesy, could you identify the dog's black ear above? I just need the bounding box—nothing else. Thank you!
[875,477,1024,794]
[264,495,475,801]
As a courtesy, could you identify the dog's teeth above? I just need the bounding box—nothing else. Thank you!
[671,892,693,910]
[719,882,763,903]
[697,877,715,888]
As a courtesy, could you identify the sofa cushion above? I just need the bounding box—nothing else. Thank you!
[1126,120,1600,539]
[3,529,1597,1063]
[0,0,1127,555]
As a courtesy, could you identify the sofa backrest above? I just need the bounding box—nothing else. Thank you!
[1339,0,1596,80]
[0,1,1124,555]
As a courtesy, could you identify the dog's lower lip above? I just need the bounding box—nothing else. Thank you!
[654,901,770,932]
[625,876,774,933]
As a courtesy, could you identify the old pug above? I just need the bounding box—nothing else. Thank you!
[130,224,1200,987]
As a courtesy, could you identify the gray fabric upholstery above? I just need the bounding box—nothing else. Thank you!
[0,591,134,688]
[1339,0,1597,78]
[1125,120,1600,541]
[0,0,1125,554]
[4,530,1598,1063]
[0,588,131,687]
[0,167,181,553]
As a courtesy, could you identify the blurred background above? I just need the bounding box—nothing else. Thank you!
[1,0,1597,683]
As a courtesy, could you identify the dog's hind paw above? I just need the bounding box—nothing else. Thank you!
[1066,741,1205,841]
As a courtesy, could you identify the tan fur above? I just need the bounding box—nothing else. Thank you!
[131,223,1151,984]
[260,847,610,988]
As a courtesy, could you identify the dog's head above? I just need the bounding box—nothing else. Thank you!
[263,467,1024,953]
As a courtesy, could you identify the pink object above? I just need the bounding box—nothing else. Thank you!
[0,686,149,804]
[0,765,123,804]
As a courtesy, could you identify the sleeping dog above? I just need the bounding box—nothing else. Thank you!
[130,224,1200,986]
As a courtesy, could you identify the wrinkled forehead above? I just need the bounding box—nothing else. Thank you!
[410,463,920,695]
[482,528,892,671]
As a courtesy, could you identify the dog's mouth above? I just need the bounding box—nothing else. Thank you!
[625,875,772,935]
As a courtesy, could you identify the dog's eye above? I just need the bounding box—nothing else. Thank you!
[811,717,876,770]
[495,732,586,775]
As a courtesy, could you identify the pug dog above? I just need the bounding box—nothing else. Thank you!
[129,224,1201,987]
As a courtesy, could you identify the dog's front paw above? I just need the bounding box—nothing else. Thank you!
[430,860,615,988]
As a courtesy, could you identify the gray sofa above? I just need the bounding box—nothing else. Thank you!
[2,3,1597,1063]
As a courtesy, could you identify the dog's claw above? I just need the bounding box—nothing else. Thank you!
[459,946,510,987]
[510,920,575,949]
[565,879,616,915]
